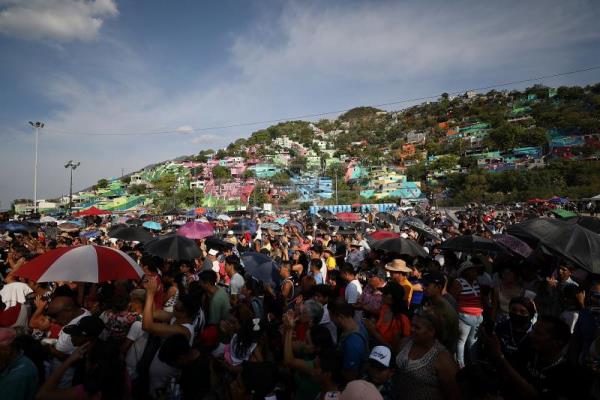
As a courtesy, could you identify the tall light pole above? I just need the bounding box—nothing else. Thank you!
[64,160,80,215]
[29,121,44,214]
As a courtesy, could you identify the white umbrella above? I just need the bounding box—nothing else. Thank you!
[217,214,231,221]
[40,216,57,223]
[14,245,144,283]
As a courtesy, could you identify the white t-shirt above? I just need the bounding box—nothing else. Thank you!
[345,280,362,304]
[55,309,92,354]
[125,320,149,380]
[230,273,245,296]
[212,260,220,274]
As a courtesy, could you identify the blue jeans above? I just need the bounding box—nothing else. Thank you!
[456,313,483,368]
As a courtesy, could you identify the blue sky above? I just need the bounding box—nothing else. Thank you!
[1,0,600,209]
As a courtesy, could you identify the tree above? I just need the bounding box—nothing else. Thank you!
[212,166,232,180]
[270,172,291,186]
[120,176,131,185]
[249,184,270,207]
[152,174,178,196]
[128,184,148,195]
[243,169,256,179]
[97,179,109,189]
[175,188,201,207]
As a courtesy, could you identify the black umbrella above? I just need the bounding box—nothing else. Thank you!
[440,235,502,253]
[398,217,440,240]
[144,234,201,261]
[162,208,184,216]
[352,221,372,232]
[318,209,334,218]
[330,220,351,229]
[241,251,280,285]
[507,218,600,273]
[125,218,143,227]
[204,235,233,251]
[567,216,600,234]
[370,237,429,258]
[492,234,532,258]
[376,212,397,224]
[108,226,154,243]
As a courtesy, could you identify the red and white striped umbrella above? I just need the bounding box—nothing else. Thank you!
[14,245,144,283]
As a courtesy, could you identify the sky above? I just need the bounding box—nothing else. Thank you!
[1,0,600,209]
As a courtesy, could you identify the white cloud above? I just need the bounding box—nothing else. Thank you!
[176,125,194,134]
[0,0,118,41]
[190,134,219,145]
[2,0,600,208]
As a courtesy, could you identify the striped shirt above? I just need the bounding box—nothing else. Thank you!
[456,278,483,316]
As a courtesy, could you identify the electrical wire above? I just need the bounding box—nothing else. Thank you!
[43,65,600,137]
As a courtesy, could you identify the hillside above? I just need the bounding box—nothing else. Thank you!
[17,83,600,214]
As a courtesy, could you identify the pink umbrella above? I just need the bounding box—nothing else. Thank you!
[177,221,214,239]
[14,245,143,283]
[336,212,360,222]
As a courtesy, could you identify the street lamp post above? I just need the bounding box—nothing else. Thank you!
[64,160,80,215]
[29,121,44,214]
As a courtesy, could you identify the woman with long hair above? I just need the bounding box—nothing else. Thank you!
[364,281,411,352]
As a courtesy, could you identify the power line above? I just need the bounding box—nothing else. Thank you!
[44,65,600,137]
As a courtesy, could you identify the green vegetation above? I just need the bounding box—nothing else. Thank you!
[211,166,232,180]
[444,160,600,204]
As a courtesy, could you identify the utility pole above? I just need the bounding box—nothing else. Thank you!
[29,121,44,214]
[121,168,124,178]
[335,168,339,205]
[64,160,80,215]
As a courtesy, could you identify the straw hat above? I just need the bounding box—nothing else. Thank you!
[384,259,412,273]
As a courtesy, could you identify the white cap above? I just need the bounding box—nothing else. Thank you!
[368,345,391,367]
[208,248,219,256]
[306,235,313,241]
[227,230,234,236]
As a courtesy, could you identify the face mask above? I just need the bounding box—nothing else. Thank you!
[509,313,531,327]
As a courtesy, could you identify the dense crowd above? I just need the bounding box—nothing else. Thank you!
[0,204,599,400]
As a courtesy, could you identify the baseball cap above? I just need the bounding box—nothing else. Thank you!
[227,230,234,236]
[208,248,219,256]
[422,271,446,286]
[368,345,392,368]
[63,316,105,338]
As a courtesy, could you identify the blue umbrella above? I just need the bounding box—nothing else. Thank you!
[67,220,85,227]
[142,221,162,231]
[80,230,102,239]
[233,218,257,234]
[0,222,37,233]
[275,218,288,225]
[285,220,304,232]
[241,251,280,285]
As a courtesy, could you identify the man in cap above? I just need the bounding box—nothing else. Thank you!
[345,239,365,269]
[202,248,220,275]
[224,230,237,246]
[422,271,459,352]
[365,346,394,400]
[62,315,105,348]
[385,259,414,308]
[0,327,38,400]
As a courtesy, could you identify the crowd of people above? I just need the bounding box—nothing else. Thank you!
[0,204,599,399]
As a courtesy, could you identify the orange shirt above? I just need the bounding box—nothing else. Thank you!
[375,304,411,345]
